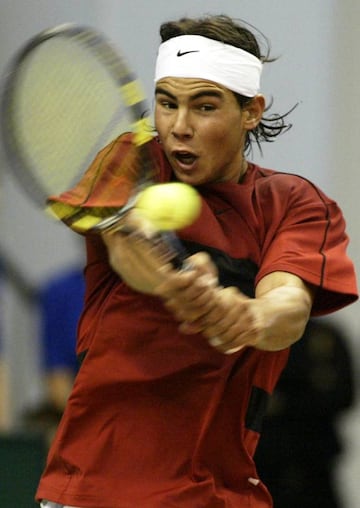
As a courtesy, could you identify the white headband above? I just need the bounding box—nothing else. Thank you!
[154,34,262,97]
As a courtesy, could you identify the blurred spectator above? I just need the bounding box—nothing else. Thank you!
[255,318,355,508]
[23,266,85,433]
[0,248,35,430]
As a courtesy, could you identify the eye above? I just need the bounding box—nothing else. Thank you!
[165,101,178,109]
[156,97,177,109]
[199,103,216,112]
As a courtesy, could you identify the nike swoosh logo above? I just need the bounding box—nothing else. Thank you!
[177,50,200,57]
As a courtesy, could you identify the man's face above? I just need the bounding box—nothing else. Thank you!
[154,77,249,186]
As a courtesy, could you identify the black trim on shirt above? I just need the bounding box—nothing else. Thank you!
[245,386,270,433]
[182,240,258,297]
[77,349,88,366]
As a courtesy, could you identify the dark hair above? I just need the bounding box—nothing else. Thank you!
[159,15,294,154]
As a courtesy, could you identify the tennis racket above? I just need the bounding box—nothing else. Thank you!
[0,24,187,268]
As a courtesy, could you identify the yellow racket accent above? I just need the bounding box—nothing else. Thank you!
[121,81,146,106]
[133,118,153,146]
[46,202,79,220]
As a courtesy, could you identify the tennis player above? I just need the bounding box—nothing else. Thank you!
[37,15,357,508]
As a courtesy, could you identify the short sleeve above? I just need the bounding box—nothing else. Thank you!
[255,174,358,315]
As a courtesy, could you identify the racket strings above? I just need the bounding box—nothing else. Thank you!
[2,26,159,235]
[7,36,134,200]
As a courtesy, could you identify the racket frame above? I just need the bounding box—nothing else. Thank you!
[1,23,151,208]
[0,24,188,268]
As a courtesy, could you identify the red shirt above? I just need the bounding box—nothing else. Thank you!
[36,135,357,507]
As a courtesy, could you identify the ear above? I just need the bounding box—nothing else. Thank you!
[242,94,265,130]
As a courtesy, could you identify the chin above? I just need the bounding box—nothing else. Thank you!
[174,174,203,187]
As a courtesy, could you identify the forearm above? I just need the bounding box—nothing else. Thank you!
[251,284,313,351]
[194,282,313,353]
[158,269,314,354]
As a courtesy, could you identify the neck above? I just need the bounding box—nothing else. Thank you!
[238,158,248,182]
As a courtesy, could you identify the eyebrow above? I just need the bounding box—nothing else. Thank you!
[155,86,224,101]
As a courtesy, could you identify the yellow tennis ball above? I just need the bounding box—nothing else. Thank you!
[135,182,202,230]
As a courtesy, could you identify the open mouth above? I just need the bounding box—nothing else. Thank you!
[173,151,198,166]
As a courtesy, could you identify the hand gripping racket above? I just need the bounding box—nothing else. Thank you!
[0,24,188,268]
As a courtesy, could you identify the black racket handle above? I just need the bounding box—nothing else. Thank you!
[159,231,189,270]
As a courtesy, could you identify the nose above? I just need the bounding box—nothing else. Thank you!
[171,108,193,139]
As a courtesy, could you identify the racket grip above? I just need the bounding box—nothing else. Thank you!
[109,225,190,271]
[94,210,189,271]
[159,231,189,270]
